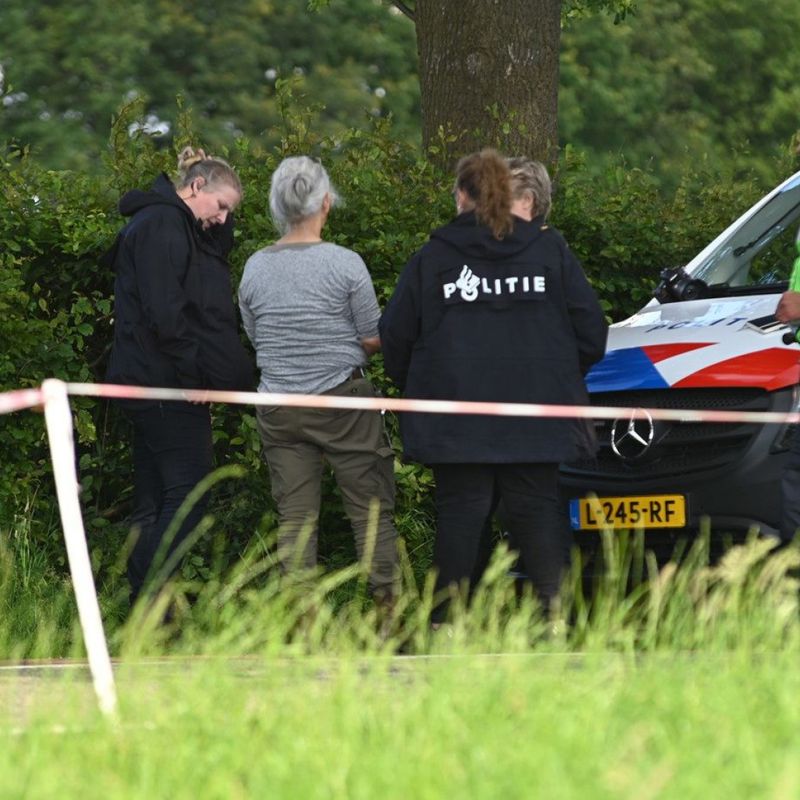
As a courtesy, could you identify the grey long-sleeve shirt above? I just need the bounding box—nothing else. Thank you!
[238,241,380,394]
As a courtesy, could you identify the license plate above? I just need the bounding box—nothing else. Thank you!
[569,495,686,530]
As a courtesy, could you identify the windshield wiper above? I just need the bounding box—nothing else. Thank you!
[732,202,800,257]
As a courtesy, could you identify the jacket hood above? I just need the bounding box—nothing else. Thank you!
[430,211,545,260]
[114,172,235,260]
[118,172,189,219]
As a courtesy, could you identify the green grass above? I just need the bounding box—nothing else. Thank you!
[1,650,798,798]
[0,529,799,798]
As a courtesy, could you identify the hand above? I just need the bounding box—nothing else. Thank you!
[776,291,800,323]
[361,336,381,356]
[184,388,210,405]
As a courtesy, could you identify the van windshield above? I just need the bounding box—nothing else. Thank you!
[690,175,800,291]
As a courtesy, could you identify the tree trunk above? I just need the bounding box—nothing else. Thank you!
[414,0,561,167]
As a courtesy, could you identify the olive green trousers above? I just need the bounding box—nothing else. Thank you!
[256,376,398,598]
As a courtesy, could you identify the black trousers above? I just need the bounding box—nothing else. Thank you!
[780,426,800,542]
[126,402,213,603]
[431,462,566,623]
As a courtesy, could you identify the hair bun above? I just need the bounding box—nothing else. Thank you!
[177,145,208,172]
[292,173,311,198]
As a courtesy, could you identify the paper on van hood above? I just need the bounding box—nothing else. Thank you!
[586,294,800,392]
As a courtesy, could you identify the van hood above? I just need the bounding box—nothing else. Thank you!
[587,294,800,392]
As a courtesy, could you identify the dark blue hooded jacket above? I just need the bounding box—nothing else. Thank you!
[379,212,607,464]
[105,174,253,401]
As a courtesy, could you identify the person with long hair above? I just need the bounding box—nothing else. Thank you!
[379,149,607,624]
[106,146,253,606]
[238,156,397,610]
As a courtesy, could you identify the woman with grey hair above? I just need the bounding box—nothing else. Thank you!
[238,156,397,611]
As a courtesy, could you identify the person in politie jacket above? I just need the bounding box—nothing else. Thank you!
[379,149,607,625]
[106,146,253,609]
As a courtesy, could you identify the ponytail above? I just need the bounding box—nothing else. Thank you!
[455,149,513,239]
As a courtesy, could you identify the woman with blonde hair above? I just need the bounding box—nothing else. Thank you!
[106,146,253,607]
[508,156,552,220]
[380,149,607,624]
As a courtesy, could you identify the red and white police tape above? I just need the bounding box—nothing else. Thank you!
[2,381,800,424]
[0,380,795,424]
[0,387,43,415]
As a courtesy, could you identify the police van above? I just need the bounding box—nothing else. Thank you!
[561,169,800,545]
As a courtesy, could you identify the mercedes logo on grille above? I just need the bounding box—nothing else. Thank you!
[610,408,655,460]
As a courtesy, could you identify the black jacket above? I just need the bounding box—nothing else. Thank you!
[379,212,608,464]
[105,174,253,398]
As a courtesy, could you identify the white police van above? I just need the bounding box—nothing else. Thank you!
[561,169,800,545]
